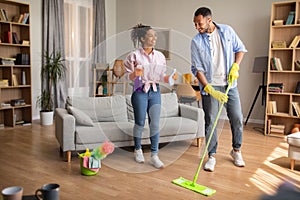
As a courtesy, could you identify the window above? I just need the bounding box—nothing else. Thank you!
[64,0,93,96]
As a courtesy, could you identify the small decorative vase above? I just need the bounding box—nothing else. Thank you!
[291,124,300,133]
[113,60,125,78]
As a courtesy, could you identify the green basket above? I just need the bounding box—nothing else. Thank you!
[79,153,100,176]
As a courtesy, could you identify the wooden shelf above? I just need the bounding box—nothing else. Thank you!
[0,0,31,128]
[265,0,300,135]
[93,64,127,96]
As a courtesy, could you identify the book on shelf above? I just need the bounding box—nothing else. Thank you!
[16,53,30,65]
[270,57,277,70]
[286,11,295,25]
[270,128,285,134]
[12,74,18,86]
[0,80,9,87]
[1,60,14,65]
[295,60,300,71]
[291,102,300,117]
[270,124,285,135]
[270,57,283,71]
[267,101,277,114]
[268,83,284,93]
[267,120,285,135]
[270,129,285,134]
[22,122,32,126]
[270,124,285,129]
[3,31,11,43]
[0,9,8,21]
[21,40,30,45]
[0,57,16,61]
[1,57,16,65]
[295,81,300,94]
[22,13,29,24]
[10,99,25,106]
[17,14,24,23]
[273,19,284,26]
[15,120,25,125]
[12,32,20,44]
[289,35,300,48]
[0,103,11,108]
[271,41,286,48]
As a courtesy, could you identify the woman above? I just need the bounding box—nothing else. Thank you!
[124,24,176,169]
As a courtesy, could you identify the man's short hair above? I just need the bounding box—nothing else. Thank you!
[194,7,212,17]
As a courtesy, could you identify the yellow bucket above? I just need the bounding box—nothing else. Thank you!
[79,153,100,176]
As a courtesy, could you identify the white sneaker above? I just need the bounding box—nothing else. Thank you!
[230,149,245,167]
[150,155,164,169]
[134,149,145,163]
[204,156,216,172]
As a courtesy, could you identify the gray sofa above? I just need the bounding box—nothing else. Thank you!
[55,93,204,162]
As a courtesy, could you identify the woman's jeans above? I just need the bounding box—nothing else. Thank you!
[131,85,161,154]
[202,85,243,157]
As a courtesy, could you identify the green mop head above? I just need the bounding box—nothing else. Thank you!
[172,177,216,196]
[172,82,232,197]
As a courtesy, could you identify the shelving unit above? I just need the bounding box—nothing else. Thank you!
[0,0,31,128]
[265,0,300,135]
[93,63,127,97]
[93,64,111,97]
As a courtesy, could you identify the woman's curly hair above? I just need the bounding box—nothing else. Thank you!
[130,23,152,48]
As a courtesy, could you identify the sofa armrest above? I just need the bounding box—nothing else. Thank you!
[179,103,205,138]
[55,108,76,152]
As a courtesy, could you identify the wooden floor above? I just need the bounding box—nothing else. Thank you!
[0,120,299,200]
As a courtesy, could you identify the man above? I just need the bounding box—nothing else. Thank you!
[191,7,247,172]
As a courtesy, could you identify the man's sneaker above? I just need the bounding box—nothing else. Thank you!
[150,155,164,169]
[230,149,245,167]
[204,156,216,172]
[134,149,145,163]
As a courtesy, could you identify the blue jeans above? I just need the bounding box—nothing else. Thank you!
[202,85,243,157]
[131,84,161,154]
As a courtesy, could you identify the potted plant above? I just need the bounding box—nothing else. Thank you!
[37,51,66,125]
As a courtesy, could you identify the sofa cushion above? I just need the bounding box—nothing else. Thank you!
[67,95,128,122]
[126,93,179,121]
[144,117,198,138]
[75,117,197,145]
[75,122,133,144]
[160,93,179,118]
[67,106,94,126]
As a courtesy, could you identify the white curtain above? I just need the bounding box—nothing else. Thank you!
[64,0,93,97]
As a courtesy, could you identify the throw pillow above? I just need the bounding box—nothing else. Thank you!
[68,106,94,126]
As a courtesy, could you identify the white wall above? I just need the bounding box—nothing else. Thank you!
[21,0,290,122]
[115,0,290,123]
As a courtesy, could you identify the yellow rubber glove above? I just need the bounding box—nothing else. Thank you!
[228,63,239,84]
[204,84,228,103]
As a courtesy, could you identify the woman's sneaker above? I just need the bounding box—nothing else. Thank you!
[134,149,145,163]
[204,156,216,172]
[150,155,164,169]
[230,149,245,167]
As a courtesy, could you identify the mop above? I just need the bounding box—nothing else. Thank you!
[172,81,232,196]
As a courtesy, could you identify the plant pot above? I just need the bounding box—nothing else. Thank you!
[40,111,54,125]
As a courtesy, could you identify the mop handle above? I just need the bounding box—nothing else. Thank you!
[192,82,232,185]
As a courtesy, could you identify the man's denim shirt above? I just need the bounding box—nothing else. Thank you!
[191,22,247,94]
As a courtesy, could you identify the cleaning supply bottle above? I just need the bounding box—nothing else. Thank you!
[97,85,103,95]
